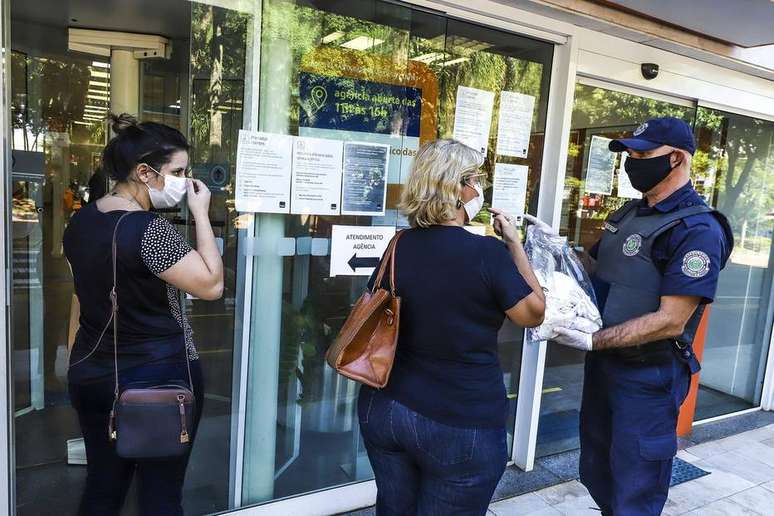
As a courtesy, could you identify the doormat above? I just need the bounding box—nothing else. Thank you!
[670,457,710,487]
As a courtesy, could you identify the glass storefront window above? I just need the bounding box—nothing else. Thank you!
[9,0,554,513]
[694,108,774,420]
[537,82,696,457]
[237,0,553,507]
[539,83,774,458]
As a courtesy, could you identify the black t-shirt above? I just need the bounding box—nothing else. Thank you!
[64,203,196,383]
[368,225,532,428]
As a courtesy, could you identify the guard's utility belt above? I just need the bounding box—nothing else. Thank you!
[605,339,696,368]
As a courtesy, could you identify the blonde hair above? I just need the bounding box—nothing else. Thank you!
[399,139,484,228]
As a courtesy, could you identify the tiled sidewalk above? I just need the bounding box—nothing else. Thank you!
[489,422,774,515]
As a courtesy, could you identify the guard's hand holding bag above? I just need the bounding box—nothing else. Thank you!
[325,231,403,388]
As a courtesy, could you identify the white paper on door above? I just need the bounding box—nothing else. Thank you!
[330,225,396,277]
[290,136,344,215]
[235,130,293,213]
[616,155,642,199]
[341,141,390,216]
[584,135,615,196]
[453,85,495,155]
[496,91,535,158]
[492,163,529,225]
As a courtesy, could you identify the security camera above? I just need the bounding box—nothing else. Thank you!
[641,63,659,80]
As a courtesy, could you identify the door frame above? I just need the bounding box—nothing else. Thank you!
[224,0,566,512]
[1,0,15,511]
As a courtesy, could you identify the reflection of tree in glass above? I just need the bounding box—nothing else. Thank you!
[11,52,92,150]
[190,4,250,168]
[697,112,773,225]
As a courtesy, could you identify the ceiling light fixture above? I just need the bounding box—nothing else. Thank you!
[322,31,344,44]
[411,52,444,63]
[340,36,384,51]
[438,57,469,67]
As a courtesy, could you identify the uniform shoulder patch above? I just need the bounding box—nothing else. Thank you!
[682,250,711,278]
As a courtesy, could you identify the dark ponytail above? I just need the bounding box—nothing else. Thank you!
[102,113,189,182]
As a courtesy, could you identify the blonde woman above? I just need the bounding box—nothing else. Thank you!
[359,139,545,515]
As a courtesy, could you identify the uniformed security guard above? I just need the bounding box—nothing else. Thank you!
[551,117,734,515]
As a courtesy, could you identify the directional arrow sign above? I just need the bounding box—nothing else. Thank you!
[330,225,396,277]
[348,254,380,271]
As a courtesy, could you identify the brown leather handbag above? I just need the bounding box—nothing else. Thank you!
[326,230,404,388]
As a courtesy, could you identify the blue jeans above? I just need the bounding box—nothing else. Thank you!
[359,387,507,516]
[68,360,204,516]
[579,352,691,516]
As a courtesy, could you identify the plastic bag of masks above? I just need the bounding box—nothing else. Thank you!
[524,224,602,343]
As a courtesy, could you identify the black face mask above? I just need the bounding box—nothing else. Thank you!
[624,153,677,193]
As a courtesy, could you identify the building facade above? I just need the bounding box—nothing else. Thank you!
[1,0,774,514]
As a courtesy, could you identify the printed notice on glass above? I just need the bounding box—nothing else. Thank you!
[616,155,642,199]
[492,163,529,225]
[341,141,390,216]
[330,225,396,277]
[496,91,535,158]
[291,136,344,215]
[453,85,495,154]
[235,130,293,213]
[584,135,615,196]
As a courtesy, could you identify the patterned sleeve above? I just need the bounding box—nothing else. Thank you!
[140,217,193,274]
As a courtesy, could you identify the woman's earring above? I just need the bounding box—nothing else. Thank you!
[456,198,464,209]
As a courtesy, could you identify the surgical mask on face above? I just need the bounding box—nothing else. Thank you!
[462,182,484,222]
[144,164,188,208]
[624,152,677,193]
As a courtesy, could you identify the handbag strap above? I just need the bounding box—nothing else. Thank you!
[371,230,404,297]
[110,212,195,400]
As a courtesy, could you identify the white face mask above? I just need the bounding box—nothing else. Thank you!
[144,164,188,209]
[463,183,484,222]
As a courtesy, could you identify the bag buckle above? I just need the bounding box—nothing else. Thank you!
[385,308,394,326]
[108,409,117,441]
[178,394,190,444]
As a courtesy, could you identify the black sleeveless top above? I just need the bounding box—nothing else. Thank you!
[64,202,197,384]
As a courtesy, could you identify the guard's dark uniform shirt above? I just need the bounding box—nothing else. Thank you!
[589,181,731,311]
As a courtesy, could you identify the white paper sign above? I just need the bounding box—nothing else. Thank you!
[341,142,390,216]
[235,130,293,213]
[584,135,616,196]
[496,91,535,158]
[290,136,344,215]
[616,155,642,199]
[492,163,529,225]
[330,225,396,277]
[453,85,495,154]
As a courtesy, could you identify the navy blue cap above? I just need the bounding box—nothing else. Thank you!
[609,117,696,155]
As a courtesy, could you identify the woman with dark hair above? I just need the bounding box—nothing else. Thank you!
[63,114,223,515]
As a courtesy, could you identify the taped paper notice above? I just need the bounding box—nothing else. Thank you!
[330,225,396,277]
[235,130,293,213]
[453,85,495,155]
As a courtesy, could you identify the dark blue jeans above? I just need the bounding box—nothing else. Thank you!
[579,352,691,516]
[358,387,507,516]
[68,360,204,516]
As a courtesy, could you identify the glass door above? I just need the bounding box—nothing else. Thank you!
[539,80,697,457]
[542,80,774,456]
[234,0,554,510]
[693,108,774,420]
[8,1,246,514]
